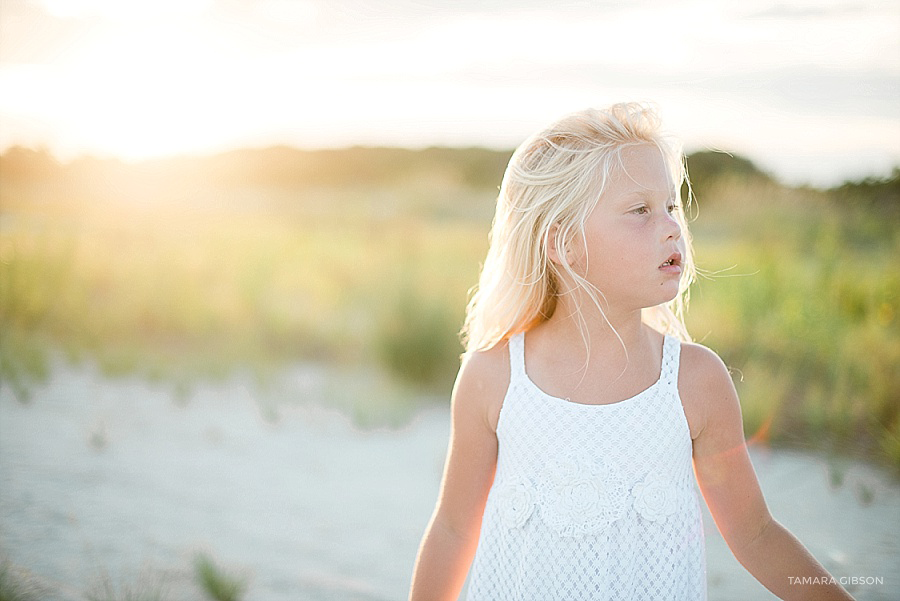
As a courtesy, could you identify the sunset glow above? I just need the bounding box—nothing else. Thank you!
[2,0,899,185]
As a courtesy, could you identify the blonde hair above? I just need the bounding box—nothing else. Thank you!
[462,102,696,353]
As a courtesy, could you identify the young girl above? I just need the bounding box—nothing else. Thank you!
[408,103,854,600]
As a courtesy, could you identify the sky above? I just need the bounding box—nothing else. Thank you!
[1,0,898,186]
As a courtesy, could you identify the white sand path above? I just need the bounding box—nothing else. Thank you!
[1,362,897,600]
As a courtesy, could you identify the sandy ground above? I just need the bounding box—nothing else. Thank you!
[0,361,898,601]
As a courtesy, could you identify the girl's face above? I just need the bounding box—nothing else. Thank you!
[567,143,685,313]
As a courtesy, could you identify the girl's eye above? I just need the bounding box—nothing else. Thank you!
[633,206,649,215]
[667,204,677,214]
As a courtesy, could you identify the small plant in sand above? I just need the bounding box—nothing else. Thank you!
[0,558,48,601]
[83,570,168,601]
[193,553,247,601]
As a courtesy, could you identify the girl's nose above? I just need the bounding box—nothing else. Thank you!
[663,212,682,241]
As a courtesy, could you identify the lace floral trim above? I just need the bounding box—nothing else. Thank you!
[539,458,628,538]
[495,480,535,529]
[494,465,681,536]
[632,473,679,522]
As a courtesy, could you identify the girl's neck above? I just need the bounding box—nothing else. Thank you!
[527,298,659,392]
[541,296,647,350]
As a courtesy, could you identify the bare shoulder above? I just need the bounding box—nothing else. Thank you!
[676,342,740,441]
[453,340,511,433]
[678,342,732,387]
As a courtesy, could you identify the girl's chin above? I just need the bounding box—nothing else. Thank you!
[646,287,681,308]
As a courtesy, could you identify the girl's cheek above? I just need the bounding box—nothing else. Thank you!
[565,237,589,267]
[568,250,588,274]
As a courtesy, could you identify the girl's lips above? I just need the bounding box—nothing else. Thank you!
[659,252,683,274]
[660,251,682,267]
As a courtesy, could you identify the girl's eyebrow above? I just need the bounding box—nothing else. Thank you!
[617,189,666,202]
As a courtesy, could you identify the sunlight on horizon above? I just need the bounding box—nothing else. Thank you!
[1,0,898,184]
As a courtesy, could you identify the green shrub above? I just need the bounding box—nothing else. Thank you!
[374,279,463,388]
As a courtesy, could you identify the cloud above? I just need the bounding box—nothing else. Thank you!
[33,0,213,20]
[691,67,900,120]
[743,2,870,20]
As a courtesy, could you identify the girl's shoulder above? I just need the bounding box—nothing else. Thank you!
[677,341,730,380]
[454,339,512,433]
[675,341,737,440]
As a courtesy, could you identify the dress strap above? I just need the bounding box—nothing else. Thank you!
[659,335,682,391]
[507,331,527,381]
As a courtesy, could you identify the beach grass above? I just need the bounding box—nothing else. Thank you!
[0,557,48,601]
[193,553,246,601]
[83,570,168,601]
[685,176,899,463]
[0,147,896,470]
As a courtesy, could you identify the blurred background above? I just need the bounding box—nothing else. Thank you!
[0,1,898,600]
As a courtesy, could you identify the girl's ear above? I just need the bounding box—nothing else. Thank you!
[547,224,567,265]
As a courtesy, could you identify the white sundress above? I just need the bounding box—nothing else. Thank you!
[466,332,707,600]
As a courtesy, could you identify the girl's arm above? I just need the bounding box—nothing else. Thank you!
[409,345,507,601]
[681,344,854,601]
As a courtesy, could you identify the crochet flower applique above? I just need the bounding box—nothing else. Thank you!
[495,465,680,535]
[496,480,535,529]
[632,473,678,522]
[539,458,627,538]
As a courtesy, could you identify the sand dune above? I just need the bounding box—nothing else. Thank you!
[1,362,897,600]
